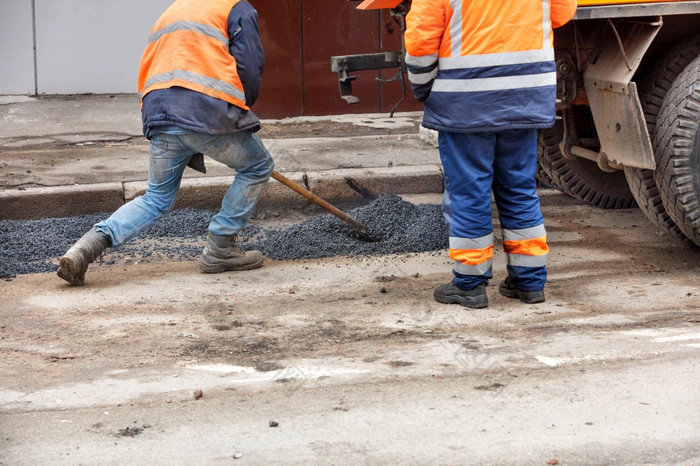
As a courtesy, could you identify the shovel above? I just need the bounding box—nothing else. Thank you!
[270,170,374,242]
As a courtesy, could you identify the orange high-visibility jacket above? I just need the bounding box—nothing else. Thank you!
[138,0,249,110]
[405,0,577,132]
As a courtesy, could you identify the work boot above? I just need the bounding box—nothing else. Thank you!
[498,277,545,304]
[57,228,111,286]
[433,282,488,309]
[199,233,264,273]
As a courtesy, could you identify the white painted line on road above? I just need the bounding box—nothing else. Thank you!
[536,356,564,367]
[187,364,257,374]
[535,351,642,368]
[653,333,700,343]
[185,363,369,379]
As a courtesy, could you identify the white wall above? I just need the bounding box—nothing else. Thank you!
[0,0,35,94]
[1,0,173,95]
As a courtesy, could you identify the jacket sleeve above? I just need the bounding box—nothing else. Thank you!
[404,0,445,102]
[550,0,577,28]
[228,2,265,107]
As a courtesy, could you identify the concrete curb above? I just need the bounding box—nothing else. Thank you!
[0,165,444,220]
[0,183,126,220]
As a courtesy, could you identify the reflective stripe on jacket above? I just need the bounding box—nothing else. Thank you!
[138,0,248,110]
[405,0,576,132]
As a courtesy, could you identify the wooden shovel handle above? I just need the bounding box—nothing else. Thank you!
[270,170,370,239]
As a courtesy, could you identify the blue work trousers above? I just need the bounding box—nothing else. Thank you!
[439,129,547,291]
[95,128,274,247]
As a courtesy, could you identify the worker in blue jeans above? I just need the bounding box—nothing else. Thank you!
[58,0,273,286]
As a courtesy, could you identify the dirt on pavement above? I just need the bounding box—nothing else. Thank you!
[1,191,698,393]
[1,192,699,464]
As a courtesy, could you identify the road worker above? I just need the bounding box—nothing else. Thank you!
[58,0,273,286]
[405,0,577,307]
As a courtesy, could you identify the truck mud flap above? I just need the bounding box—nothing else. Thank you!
[583,17,662,170]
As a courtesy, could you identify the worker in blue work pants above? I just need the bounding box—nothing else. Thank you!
[404,0,577,307]
[437,130,549,308]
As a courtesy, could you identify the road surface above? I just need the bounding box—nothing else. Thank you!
[1,192,699,465]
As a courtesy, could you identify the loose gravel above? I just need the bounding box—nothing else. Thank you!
[0,194,448,280]
[254,194,447,260]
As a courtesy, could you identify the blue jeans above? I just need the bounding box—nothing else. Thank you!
[95,128,274,247]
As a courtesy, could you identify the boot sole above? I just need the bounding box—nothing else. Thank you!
[433,290,488,309]
[57,257,86,286]
[198,257,264,274]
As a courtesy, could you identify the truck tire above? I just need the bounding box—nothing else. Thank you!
[536,161,555,189]
[538,120,637,209]
[625,168,684,237]
[624,37,700,239]
[653,54,700,246]
[536,132,565,192]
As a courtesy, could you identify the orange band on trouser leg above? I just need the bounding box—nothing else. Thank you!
[449,246,494,265]
[503,235,549,267]
[450,245,494,277]
[449,233,495,279]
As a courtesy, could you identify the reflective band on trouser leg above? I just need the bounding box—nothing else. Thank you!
[450,234,494,287]
[503,225,548,290]
[503,225,548,266]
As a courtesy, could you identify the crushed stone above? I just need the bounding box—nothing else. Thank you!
[0,195,447,279]
[251,194,448,260]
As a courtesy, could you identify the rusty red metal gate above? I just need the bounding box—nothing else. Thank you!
[253,0,421,118]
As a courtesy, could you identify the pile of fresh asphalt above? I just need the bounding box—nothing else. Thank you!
[256,194,447,259]
[0,194,448,280]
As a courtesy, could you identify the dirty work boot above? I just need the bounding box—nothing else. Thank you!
[57,228,111,286]
[199,233,264,273]
[434,282,488,309]
[498,277,545,304]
